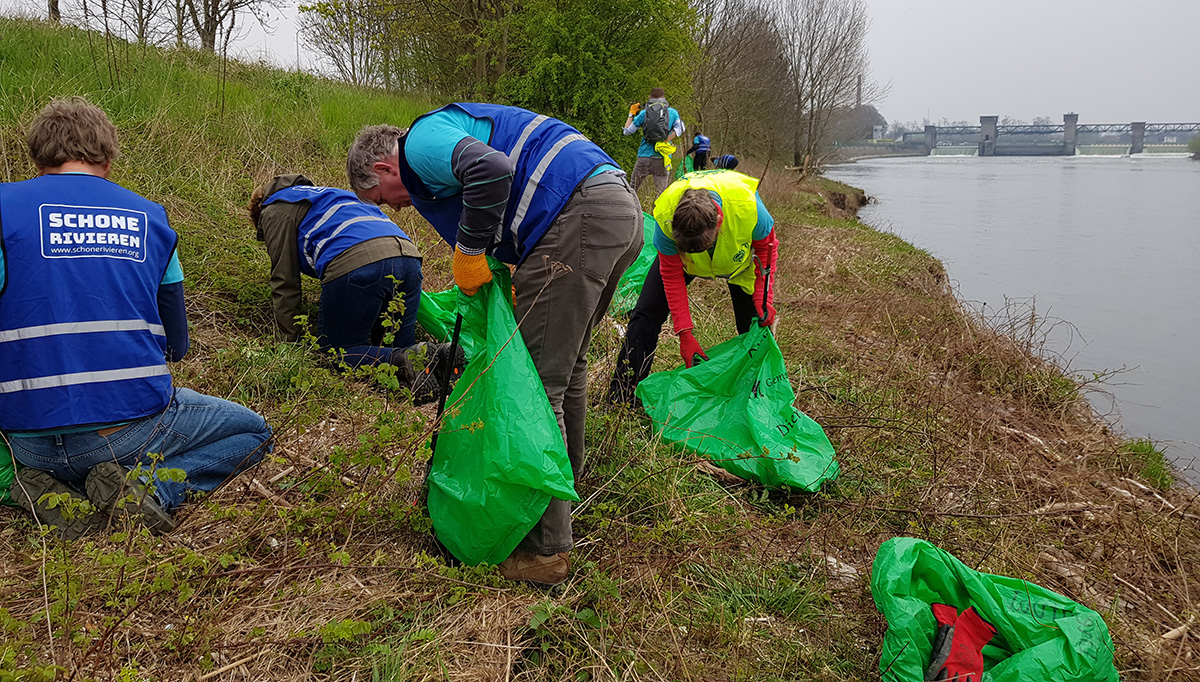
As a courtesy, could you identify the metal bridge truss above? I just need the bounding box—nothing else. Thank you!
[930,123,1199,136]
[997,125,1064,135]
[1146,123,1200,134]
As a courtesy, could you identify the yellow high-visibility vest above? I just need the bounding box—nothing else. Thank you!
[655,169,760,293]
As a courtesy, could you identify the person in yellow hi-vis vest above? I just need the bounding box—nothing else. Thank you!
[608,169,779,405]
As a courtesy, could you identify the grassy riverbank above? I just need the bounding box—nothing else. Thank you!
[2,16,1198,681]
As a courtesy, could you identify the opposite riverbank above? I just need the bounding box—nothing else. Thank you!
[1,17,1198,681]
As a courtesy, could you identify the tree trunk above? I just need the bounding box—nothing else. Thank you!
[48,0,60,22]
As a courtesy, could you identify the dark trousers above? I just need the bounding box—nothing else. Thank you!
[608,257,756,403]
[317,256,423,368]
[693,151,709,170]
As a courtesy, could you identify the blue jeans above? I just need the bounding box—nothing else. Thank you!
[9,388,272,510]
[317,256,423,368]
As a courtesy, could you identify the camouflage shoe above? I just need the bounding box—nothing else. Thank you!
[85,461,176,535]
[9,468,104,539]
[400,342,467,405]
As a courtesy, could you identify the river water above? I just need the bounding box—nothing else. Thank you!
[826,156,1200,485]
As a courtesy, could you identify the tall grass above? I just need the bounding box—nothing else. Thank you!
[0,16,434,317]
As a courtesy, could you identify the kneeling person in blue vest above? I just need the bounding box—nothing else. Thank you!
[249,174,462,403]
[348,104,644,587]
[0,97,273,538]
[608,169,779,404]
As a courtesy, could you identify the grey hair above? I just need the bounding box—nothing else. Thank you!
[347,124,406,192]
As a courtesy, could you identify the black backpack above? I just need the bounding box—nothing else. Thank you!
[642,99,670,143]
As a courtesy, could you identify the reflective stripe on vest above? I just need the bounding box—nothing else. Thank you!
[0,319,165,343]
[0,364,170,394]
[654,170,761,293]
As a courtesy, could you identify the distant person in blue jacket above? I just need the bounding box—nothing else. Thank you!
[687,131,711,170]
[712,154,739,170]
[249,174,462,403]
[0,98,272,539]
[623,87,685,197]
[348,104,643,587]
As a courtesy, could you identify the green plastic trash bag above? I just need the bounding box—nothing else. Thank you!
[673,154,694,180]
[635,324,839,491]
[609,212,658,317]
[871,537,1118,682]
[1,440,15,506]
[426,260,578,566]
[417,286,480,362]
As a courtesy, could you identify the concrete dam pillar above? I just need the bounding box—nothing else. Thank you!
[1063,113,1078,156]
[1131,122,1146,154]
[924,125,937,155]
[979,116,998,156]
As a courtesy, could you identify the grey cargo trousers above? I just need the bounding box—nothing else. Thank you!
[512,175,643,555]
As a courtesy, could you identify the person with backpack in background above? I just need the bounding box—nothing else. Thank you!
[1,97,273,538]
[623,87,684,198]
[687,131,711,170]
[248,174,464,404]
[607,168,778,405]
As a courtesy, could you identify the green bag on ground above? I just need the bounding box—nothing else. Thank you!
[426,260,578,566]
[1,440,15,505]
[871,537,1118,682]
[609,212,658,317]
[635,324,839,491]
[417,286,480,362]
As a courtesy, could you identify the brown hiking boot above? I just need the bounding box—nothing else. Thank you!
[9,468,104,539]
[498,551,569,588]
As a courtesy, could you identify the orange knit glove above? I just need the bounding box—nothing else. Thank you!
[452,246,492,296]
[628,102,642,116]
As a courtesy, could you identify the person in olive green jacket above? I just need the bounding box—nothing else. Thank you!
[250,174,461,402]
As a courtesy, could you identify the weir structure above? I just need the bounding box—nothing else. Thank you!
[908,116,1200,156]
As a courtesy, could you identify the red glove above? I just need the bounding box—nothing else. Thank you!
[678,330,707,368]
[926,604,996,682]
[751,231,778,327]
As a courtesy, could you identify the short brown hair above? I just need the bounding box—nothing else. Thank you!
[27,96,119,169]
[650,87,666,99]
[248,182,268,233]
[672,189,719,253]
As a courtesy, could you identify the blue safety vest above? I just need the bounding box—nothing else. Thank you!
[397,103,617,266]
[262,185,410,279]
[693,134,711,153]
[0,174,178,432]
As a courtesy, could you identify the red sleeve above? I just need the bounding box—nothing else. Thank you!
[752,229,778,272]
[659,253,693,334]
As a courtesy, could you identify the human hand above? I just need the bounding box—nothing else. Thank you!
[452,246,493,296]
[757,299,776,327]
[679,330,708,368]
[628,102,642,116]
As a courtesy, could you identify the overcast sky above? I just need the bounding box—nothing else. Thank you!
[3,0,1198,126]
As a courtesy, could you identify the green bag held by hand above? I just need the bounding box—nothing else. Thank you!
[635,324,839,491]
[1,440,15,506]
[426,261,578,566]
[417,286,480,362]
[609,212,658,317]
[871,537,1118,682]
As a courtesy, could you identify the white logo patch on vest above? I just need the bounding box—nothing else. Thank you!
[40,204,149,262]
